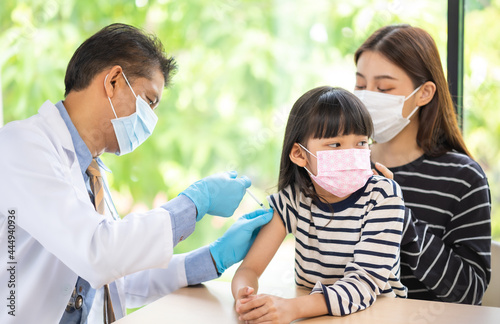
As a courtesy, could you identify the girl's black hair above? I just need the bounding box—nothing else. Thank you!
[278,86,373,202]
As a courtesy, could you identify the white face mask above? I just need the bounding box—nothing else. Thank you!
[354,85,422,143]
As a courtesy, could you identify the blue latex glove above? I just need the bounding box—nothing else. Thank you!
[180,171,251,221]
[209,208,273,274]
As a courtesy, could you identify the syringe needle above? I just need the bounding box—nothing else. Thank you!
[246,189,265,209]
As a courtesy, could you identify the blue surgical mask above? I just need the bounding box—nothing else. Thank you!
[105,72,158,155]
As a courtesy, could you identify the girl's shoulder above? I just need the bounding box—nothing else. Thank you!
[267,184,311,213]
[365,175,404,199]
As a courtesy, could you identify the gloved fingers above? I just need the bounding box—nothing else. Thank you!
[242,209,274,228]
[226,170,238,179]
[236,175,251,188]
[213,171,250,188]
[241,208,273,220]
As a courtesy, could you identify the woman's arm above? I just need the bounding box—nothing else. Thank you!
[401,176,491,304]
[376,157,491,304]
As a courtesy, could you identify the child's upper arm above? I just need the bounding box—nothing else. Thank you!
[239,210,287,277]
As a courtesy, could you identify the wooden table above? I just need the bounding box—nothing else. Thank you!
[116,281,500,323]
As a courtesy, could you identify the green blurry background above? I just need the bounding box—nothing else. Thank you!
[1,0,499,256]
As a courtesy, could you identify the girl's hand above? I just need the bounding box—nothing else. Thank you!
[372,162,394,180]
[235,286,255,312]
[236,294,294,324]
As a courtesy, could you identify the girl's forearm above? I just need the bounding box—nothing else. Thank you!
[231,267,260,299]
[288,293,329,320]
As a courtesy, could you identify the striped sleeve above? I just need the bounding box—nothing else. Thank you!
[311,178,406,316]
[267,185,299,235]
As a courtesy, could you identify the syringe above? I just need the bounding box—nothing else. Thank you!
[246,189,266,210]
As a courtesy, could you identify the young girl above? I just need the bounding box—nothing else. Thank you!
[231,86,407,323]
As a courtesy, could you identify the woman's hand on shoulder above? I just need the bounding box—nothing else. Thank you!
[235,292,294,324]
[372,162,394,180]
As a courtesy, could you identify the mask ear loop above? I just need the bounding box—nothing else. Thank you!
[298,143,318,176]
[297,144,333,216]
[403,84,424,120]
[298,143,317,158]
[105,74,119,119]
[121,72,138,98]
[404,84,423,101]
[405,105,420,120]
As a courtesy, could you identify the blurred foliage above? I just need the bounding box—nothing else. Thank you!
[463,0,500,241]
[0,0,498,261]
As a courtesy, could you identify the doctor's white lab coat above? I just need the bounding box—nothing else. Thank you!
[0,101,191,323]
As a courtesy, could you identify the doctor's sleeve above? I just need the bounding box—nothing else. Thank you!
[124,247,218,308]
[163,194,219,282]
[161,194,196,246]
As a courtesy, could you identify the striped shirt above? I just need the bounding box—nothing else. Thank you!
[392,152,491,305]
[267,176,407,316]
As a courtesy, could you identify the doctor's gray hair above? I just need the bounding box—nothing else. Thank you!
[64,23,177,96]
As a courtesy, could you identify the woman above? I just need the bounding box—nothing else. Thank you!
[353,24,491,305]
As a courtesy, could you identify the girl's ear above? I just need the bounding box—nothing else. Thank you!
[289,143,308,167]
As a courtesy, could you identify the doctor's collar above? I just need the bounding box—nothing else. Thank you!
[94,157,112,173]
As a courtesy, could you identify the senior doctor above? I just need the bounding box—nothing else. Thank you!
[0,23,272,324]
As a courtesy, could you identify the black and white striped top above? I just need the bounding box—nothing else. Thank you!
[393,152,491,305]
[267,176,407,316]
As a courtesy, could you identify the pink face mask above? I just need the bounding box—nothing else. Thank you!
[298,144,373,198]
